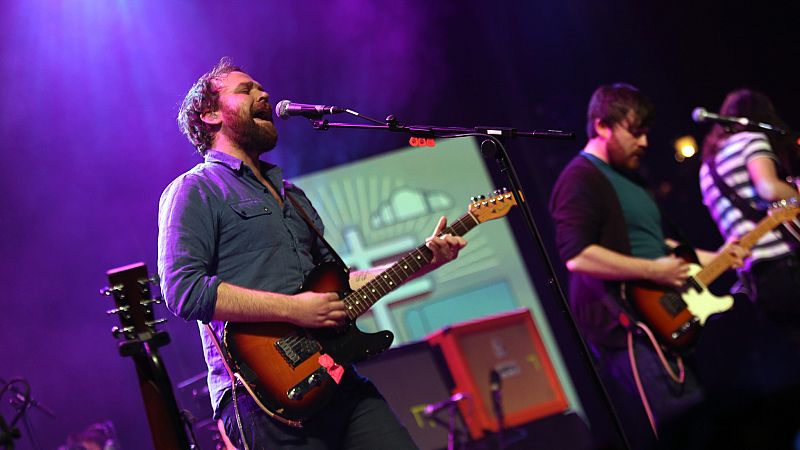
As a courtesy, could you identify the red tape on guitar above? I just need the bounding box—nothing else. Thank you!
[318,354,344,384]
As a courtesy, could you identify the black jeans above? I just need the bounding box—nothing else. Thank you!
[593,335,705,450]
[221,371,418,450]
[746,252,800,351]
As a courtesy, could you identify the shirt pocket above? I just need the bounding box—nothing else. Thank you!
[229,199,273,219]
[221,199,280,253]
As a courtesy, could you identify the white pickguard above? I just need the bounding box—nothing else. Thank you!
[682,263,734,325]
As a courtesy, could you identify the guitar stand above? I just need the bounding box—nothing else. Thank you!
[0,415,20,450]
[1,377,54,450]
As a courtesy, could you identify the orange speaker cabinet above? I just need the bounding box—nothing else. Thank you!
[426,308,568,440]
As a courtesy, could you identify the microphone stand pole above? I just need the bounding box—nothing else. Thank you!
[309,114,631,449]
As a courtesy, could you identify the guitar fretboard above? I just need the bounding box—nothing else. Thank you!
[695,208,797,287]
[343,213,479,319]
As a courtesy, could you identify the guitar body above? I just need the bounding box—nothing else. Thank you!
[630,263,734,350]
[223,190,519,425]
[131,350,192,450]
[224,262,394,424]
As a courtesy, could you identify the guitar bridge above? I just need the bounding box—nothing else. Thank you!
[275,332,322,368]
[671,317,700,340]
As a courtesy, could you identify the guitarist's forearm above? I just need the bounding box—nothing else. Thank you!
[212,282,294,323]
[694,248,717,267]
[566,245,657,281]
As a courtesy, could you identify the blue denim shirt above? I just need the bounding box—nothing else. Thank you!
[157,150,332,416]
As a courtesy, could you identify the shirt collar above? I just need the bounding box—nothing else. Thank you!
[580,151,607,167]
[204,150,245,171]
[204,150,284,194]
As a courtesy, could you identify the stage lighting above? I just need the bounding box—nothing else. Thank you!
[674,135,698,162]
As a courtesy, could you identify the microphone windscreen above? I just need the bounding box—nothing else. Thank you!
[691,107,708,123]
[275,100,292,120]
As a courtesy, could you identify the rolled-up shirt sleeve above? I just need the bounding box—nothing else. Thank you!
[157,175,221,324]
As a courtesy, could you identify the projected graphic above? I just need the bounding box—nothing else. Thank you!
[294,137,580,413]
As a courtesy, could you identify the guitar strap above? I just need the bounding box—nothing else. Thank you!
[284,182,350,273]
[706,148,795,244]
[707,154,767,223]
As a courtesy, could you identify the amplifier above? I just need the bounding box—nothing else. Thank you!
[355,340,468,450]
[426,308,569,440]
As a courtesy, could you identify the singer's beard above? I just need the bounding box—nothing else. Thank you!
[221,105,278,154]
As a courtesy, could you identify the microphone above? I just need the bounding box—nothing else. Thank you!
[423,392,469,416]
[691,107,785,134]
[275,100,345,120]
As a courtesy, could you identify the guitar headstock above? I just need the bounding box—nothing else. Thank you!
[101,262,167,349]
[468,188,521,223]
[769,197,800,222]
[769,198,800,242]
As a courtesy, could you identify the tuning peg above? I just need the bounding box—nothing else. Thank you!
[146,318,167,327]
[100,285,122,296]
[140,274,160,286]
[111,325,134,338]
[106,306,129,315]
[140,298,162,307]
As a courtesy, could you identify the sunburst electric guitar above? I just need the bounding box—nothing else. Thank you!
[630,200,800,350]
[223,190,519,427]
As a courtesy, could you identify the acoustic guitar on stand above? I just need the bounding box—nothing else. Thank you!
[630,199,800,350]
[102,263,192,449]
[223,189,519,427]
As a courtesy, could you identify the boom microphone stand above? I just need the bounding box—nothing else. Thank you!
[423,392,469,450]
[301,109,631,449]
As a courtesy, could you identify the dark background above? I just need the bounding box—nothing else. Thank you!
[1,0,798,448]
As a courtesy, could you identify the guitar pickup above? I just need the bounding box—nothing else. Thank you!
[659,291,688,317]
[286,367,328,401]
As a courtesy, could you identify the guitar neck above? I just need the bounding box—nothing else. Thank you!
[343,212,479,319]
[694,212,785,286]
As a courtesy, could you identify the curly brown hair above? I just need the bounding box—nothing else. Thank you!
[177,57,243,155]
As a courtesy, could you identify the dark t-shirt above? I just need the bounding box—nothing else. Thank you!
[583,152,666,259]
[549,153,636,347]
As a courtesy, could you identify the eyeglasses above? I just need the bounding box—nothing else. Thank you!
[617,122,649,139]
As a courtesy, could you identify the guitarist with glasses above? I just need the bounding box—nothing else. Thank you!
[549,83,748,449]
[158,57,466,450]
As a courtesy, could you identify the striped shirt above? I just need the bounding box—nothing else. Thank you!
[699,131,792,269]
